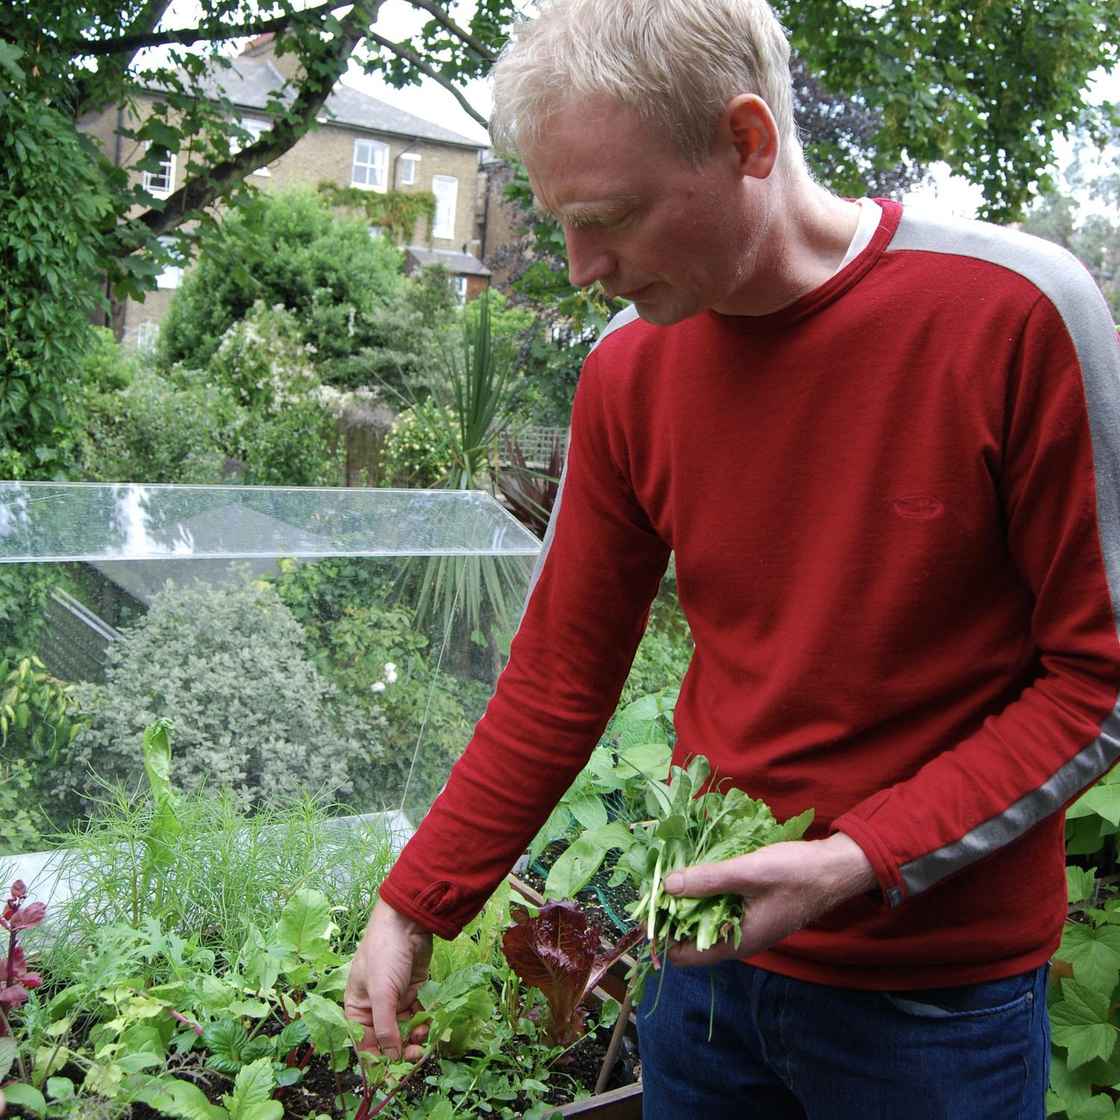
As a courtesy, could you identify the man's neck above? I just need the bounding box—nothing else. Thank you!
[716,180,863,317]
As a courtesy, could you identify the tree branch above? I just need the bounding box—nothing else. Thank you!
[136,0,385,242]
[404,0,498,65]
[365,29,491,131]
[76,0,174,113]
[66,0,353,59]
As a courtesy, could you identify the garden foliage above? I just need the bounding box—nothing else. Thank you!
[66,579,360,813]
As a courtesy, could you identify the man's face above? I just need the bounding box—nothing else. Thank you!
[521,95,772,326]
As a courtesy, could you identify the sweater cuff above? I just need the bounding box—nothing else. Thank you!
[378,876,467,942]
[830,816,906,908]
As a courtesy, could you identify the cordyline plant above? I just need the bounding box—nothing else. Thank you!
[501,900,642,1047]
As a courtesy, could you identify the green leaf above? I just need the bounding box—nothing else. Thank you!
[544,833,608,899]
[1051,979,1119,1070]
[299,992,353,1058]
[1069,866,1099,905]
[45,1077,75,1101]
[1068,1096,1120,1120]
[2,1083,47,1116]
[223,1057,280,1120]
[1070,784,1120,827]
[1060,922,1120,993]
[0,42,24,84]
[568,794,608,831]
[0,1036,16,1081]
[134,1076,227,1119]
[275,889,333,959]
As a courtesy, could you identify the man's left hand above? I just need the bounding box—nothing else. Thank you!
[664,832,877,966]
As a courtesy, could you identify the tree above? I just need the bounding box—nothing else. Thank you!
[158,186,403,372]
[0,0,1114,465]
[1020,129,1120,319]
[0,66,114,476]
[1,0,1112,282]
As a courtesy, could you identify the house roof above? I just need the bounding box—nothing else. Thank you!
[405,245,492,277]
[156,53,485,151]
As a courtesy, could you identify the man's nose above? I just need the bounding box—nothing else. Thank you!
[564,228,614,289]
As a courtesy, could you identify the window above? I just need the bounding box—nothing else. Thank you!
[135,321,159,351]
[142,147,176,197]
[399,154,420,186]
[236,117,271,176]
[432,175,458,239]
[351,138,388,191]
[155,237,183,290]
[454,274,468,305]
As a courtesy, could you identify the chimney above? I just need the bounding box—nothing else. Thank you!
[240,32,303,83]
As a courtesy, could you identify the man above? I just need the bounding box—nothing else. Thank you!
[345,0,1120,1115]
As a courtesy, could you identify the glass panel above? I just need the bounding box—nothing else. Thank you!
[0,484,540,853]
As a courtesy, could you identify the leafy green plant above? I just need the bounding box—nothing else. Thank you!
[379,401,458,488]
[66,579,359,817]
[47,722,395,969]
[544,753,813,1008]
[0,655,86,850]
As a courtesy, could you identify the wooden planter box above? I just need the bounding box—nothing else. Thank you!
[509,874,643,1119]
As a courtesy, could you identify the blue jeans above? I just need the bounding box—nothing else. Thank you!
[637,960,1050,1119]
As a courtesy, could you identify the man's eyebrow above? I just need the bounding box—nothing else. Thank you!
[532,196,640,226]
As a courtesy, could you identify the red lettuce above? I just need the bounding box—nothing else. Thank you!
[501,901,641,1046]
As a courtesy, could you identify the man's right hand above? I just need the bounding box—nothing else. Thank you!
[344,899,434,1060]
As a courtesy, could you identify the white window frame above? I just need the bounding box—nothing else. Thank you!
[155,236,183,290]
[398,154,420,186]
[351,138,389,191]
[142,147,176,197]
[432,174,458,240]
[236,117,272,176]
[454,274,468,305]
[135,321,160,351]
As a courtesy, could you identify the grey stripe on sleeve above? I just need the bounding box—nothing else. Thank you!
[887,209,1120,901]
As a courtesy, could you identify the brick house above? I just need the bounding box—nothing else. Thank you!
[80,34,492,346]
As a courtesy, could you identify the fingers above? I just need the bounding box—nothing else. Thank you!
[663,860,741,900]
[668,938,743,967]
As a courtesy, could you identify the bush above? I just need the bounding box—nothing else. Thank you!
[158,187,403,372]
[379,399,458,487]
[67,579,361,814]
[267,557,485,819]
[0,655,86,849]
[77,363,236,484]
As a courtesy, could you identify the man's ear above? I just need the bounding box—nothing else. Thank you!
[721,94,780,180]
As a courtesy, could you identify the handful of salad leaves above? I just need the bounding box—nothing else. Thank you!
[543,754,813,1002]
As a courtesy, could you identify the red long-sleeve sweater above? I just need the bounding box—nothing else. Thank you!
[381,198,1120,988]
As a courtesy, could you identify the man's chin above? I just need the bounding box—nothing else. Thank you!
[633,299,694,327]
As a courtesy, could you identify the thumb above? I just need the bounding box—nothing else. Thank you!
[664,859,743,899]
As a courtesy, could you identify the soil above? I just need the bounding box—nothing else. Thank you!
[8,995,639,1120]
[519,842,642,946]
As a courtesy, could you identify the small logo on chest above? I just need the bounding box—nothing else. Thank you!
[890,494,945,521]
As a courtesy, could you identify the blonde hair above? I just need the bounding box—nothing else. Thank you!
[490,0,803,172]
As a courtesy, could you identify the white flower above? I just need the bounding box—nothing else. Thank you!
[371,681,386,693]
[384,662,396,674]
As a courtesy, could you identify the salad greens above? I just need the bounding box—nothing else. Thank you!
[544,754,814,1001]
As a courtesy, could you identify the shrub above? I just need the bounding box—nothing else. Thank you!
[0,654,86,850]
[206,300,318,413]
[379,399,458,487]
[77,364,236,484]
[158,186,402,371]
[66,579,361,814]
